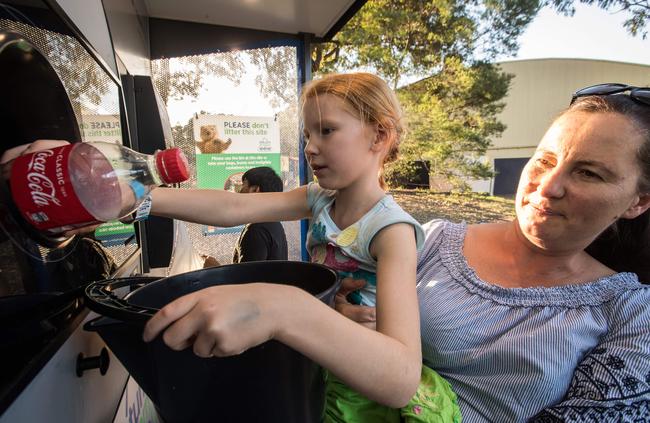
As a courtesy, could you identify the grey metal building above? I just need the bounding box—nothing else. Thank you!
[469,58,650,195]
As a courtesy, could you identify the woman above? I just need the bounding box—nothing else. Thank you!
[338,84,650,421]
[6,84,650,421]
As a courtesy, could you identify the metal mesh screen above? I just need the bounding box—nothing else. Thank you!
[151,46,303,264]
[0,19,137,267]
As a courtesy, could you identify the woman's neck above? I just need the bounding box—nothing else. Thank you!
[464,221,614,288]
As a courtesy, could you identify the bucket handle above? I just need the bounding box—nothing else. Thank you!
[85,262,343,322]
[84,277,160,322]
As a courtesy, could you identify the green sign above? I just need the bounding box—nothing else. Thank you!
[196,153,281,189]
[94,220,136,247]
[192,114,281,235]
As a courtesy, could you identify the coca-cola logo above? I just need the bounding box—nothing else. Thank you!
[26,150,62,207]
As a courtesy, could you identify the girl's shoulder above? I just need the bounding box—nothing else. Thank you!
[306,181,335,197]
[306,182,336,215]
[366,195,425,249]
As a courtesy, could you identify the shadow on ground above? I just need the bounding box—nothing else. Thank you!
[390,189,515,224]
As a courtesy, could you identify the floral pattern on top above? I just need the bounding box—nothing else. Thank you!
[531,347,650,422]
[306,182,423,306]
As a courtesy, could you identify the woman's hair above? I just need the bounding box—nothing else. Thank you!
[565,95,650,281]
[300,72,404,190]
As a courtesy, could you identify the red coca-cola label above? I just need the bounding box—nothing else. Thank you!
[10,145,98,232]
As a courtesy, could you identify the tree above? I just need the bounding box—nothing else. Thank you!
[315,0,540,189]
[317,0,541,89]
[151,55,245,104]
[547,0,650,39]
[151,47,298,113]
[248,48,298,110]
[393,58,511,187]
[39,29,112,118]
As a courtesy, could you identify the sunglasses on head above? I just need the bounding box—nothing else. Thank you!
[570,83,650,106]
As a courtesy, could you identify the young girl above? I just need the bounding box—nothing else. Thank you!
[143,73,460,421]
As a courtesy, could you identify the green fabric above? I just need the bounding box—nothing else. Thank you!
[401,366,462,423]
[324,371,400,423]
[324,366,462,423]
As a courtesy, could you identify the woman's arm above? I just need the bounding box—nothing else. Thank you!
[150,180,310,227]
[531,290,650,421]
[143,223,422,408]
[334,278,376,330]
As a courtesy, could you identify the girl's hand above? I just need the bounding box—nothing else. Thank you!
[335,278,376,330]
[143,275,418,407]
[143,283,291,357]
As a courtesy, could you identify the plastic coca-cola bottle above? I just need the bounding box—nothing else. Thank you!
[6,141,189,234]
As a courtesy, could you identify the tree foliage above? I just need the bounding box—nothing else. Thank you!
[318,0,541,88]
[248,48,298,110]
[151,56,245,105]
[547,0,650,39]
[316,0,540,189]
[29,28,113,119]
[151,47,296,112]
[392,58,511,186]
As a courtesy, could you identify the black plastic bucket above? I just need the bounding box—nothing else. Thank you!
[84,261,339,423]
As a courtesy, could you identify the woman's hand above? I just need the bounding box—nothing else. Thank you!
[1,140,71,182]
[335,278,376,330]
[1,140,99,237]
[0,140,71,164]
[143,283,292,357]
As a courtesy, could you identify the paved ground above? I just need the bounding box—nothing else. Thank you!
[390,189,515,224]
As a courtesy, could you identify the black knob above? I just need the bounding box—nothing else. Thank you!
[76,347,110,377]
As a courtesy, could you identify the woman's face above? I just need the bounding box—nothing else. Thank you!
[515,111,650,252]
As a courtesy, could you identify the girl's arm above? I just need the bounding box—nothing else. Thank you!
[286,222,421,405]
[150,185,311,227]
[143,223,421,407]
[0,141,311,229]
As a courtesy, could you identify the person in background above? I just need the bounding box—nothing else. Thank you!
[232,166,288,263]
[336,84,650,422]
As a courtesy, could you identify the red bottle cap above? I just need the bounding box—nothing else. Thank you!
[155,148,190,184]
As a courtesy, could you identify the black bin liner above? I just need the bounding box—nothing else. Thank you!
[84,261,339,423]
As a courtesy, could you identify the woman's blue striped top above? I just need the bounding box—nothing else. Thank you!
[416,220,650,422]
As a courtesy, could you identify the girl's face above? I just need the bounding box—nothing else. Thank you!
[302,94,382,191]
[515,111,650,252]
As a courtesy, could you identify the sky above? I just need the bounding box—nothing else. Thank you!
[166,53,277,126]
[498,3,650,65]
